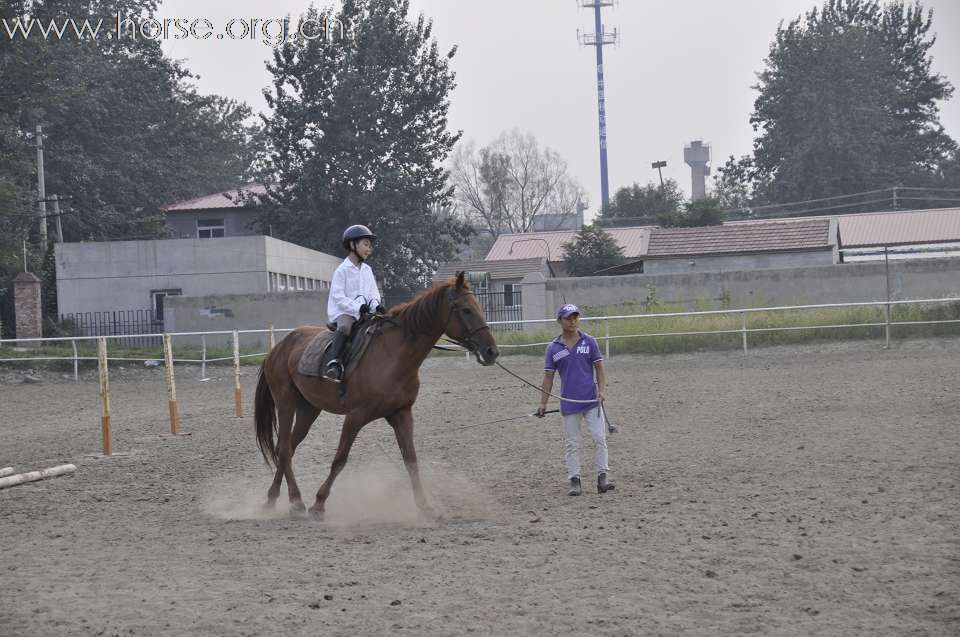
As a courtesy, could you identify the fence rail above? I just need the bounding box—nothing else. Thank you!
[1,297,958,382]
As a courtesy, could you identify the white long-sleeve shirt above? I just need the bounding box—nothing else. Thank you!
[326,257,382,322]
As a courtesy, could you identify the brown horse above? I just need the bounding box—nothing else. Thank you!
[254,271,500,519]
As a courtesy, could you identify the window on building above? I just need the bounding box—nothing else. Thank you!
[503,283,520,307]
[278,274,288,291]
[197,218,225,239]
[151,289,182,319]
[306,278,315,291]
[297,276,305,290]
[268,272,277,291]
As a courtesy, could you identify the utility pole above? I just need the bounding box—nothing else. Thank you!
[35,124,48,248]
[52,195,63,243]
[578,1,617,213]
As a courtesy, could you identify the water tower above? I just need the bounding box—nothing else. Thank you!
[684,140,711,200]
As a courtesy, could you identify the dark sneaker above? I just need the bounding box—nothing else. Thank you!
[567,476,582,496]
[597,472,615,493]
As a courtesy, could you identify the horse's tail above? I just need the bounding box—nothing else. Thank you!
[254,363,278,467]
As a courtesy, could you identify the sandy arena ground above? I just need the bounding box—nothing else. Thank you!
[1,339,958,635]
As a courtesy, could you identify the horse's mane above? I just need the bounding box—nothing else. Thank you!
[388,279,463,340]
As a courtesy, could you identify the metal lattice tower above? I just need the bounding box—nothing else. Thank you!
[578,1,617,212]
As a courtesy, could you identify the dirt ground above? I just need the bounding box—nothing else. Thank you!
[1,338,958,636]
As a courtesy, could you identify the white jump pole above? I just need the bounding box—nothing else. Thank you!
[0,463,76,489]
[0,467,15,478]
[232,329,243,418]
[98,337,112,456]
[163,333,180,435]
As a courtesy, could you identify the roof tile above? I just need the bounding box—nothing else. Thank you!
[646,219,832,257]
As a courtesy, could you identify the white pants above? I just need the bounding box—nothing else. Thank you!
[562,406,609,480]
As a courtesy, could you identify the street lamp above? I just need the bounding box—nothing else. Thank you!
[651,160,667,187]
[508,237,553,262]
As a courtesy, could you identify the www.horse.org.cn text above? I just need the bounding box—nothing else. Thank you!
[2,12,352,47]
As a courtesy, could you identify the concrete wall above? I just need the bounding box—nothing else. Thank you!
[55,236,339,316]
[164,290,330,347]
[264,236,342,284]
[521,257,960,323]
[165,209,259,239]
[644,248,836,275]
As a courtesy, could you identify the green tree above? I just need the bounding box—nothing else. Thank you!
[748,0,956,203]
[712,155,758,212]
[657,197,725,228]
[597,179,684,227]
[258,0,470,295]
[562,225,625,276]
[0,0,259,334]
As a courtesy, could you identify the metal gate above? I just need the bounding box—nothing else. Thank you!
[475,290,522,330]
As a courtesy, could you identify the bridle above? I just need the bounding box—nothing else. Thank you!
[442,289,493,361]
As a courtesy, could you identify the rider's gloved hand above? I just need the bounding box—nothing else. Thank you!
[374,303,386,315]
[359,303,370,316]
[535,405,547,418]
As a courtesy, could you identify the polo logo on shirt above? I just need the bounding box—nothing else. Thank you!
[552,349,569,363]
[576,345,590,354]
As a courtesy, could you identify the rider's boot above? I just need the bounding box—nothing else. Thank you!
[322,331,348,381]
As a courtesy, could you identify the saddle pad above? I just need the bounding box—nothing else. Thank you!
[297,320,382,378]
[297,330,335,377]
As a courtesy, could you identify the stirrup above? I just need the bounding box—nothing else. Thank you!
[322,361,343,382]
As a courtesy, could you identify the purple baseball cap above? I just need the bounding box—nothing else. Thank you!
[557,304,580,319]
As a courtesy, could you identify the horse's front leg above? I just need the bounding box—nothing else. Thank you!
[309,412,364,519]
[387,407,436,521]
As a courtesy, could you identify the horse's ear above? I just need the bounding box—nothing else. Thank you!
[455,271,466,291]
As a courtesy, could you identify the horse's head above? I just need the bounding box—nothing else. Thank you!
[443,271,500,366]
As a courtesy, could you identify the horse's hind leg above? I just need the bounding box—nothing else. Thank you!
[265,400,294,508]
[308,413,364,519]
[266,399,319,510]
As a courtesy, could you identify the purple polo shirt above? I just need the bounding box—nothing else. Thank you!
[544,330,603,415]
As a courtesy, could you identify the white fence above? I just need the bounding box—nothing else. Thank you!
[2,297,958,374]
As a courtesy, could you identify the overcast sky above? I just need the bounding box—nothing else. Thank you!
[159,0,960,218]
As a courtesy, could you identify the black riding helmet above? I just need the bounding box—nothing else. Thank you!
[341,224,377,253]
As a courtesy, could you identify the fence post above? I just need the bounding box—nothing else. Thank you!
[604,318,610,359]
[740,311,748,353]
[200,335,207,379]
[269,324,276,350]
[72,339,79,383]
[884,303,891,349]
[233,329,243,418]
[884,246,892,349]
[163,333,179,435]
[97,337,112,456]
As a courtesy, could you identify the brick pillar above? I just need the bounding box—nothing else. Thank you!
[14,272,43,340]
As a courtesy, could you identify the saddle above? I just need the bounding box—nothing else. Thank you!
[297,315,384,380]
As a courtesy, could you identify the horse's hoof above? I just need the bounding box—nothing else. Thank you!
[289,501,306,518]
[418,507,442,525]
[263,499,278,511]
[308,507,324,521]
